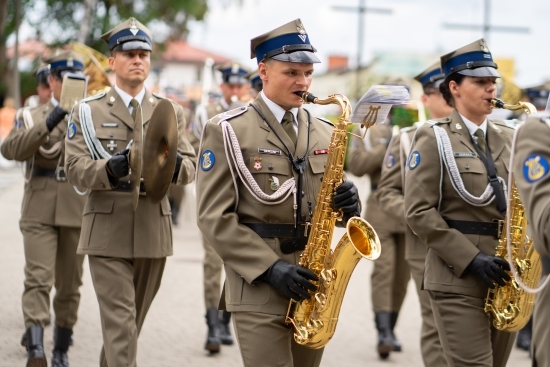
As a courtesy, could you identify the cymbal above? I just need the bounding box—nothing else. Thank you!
[129,105,143,211]
[143,99,178,204]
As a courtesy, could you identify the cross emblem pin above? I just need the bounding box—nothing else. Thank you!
[107,140,117,152]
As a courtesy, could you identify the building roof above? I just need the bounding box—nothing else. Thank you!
[6,39,50,60]
[160,39,231,64]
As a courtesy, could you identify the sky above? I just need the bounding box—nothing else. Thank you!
[185,0,549,87]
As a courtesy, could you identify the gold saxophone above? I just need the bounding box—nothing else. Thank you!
[484,98,541,332]
[285,92,381,349]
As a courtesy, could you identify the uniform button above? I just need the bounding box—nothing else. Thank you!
[109,133,114,137]
[91,206,94,211]
[268,165,273,170]
[447,264,453,269]
[465,165,470,170]
[37,131,41,136]
[100,183,105,188]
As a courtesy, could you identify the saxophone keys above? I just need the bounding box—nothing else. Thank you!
[315,292,327,307]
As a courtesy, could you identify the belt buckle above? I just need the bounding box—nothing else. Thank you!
[55,167,67,182]
[493,219,504,239]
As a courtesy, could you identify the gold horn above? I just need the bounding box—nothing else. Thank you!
[484,98,541,332]
[142,99,179,204]
[71,42,111,96]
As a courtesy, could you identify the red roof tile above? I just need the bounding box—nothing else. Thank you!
[160,39,231,64]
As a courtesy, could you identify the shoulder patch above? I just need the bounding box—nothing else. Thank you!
[523,154,549,183]
[316,116,334,126]
[81,92,106,103]
[201,150,215,171]
[67,122,77,140]
[408,151,421,170]
[385,153,395,168]
[211,106,248,125]
[152,92,166,100]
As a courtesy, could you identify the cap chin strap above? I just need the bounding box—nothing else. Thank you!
[449,61,497,74]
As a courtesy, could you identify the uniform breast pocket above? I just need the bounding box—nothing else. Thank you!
[95,128,127,154]
[308,154,327,177]
[81,198,115,250]
[248,155,292,200]
[456,157,486,194]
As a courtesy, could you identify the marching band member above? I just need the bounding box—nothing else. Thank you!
[196,19,360,367]
[375,61,452,366]
[404,39,516,367]
[1,50,86,367]
[64,18,196,367]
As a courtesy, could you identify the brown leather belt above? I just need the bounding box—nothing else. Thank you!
[242,223,308,254]
[32,167,66,182]
[445,219,501,238]
[113,180,146,193]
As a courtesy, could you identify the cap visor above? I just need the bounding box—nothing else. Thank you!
[458,67,500,78]
[271,50,320,64]
[117,41,152,52]
[226,76,248,84]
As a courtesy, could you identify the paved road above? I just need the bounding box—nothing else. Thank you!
[0,171,531,366]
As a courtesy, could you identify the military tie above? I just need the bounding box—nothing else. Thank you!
[282,111,297,147]
[130,99,139,122]
[474,128,486,155]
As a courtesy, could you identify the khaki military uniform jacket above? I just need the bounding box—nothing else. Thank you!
[1,101,85,227]
[64,88,196,258]
[196,95,333,315]
[375,125,427,260]
[346,123,404,233]
[404,109,514,298]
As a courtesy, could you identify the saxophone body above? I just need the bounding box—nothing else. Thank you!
[484,98,541,332]
[285,92,381,349]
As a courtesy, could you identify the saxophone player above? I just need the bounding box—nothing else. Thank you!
[374,61,452,366]
[513,114,550,367]
[404,39,516,366]
[195,19,361,367]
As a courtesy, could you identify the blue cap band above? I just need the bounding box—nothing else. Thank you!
[49,60,84,71]
[108,28,152,51]
[443,50,496,77]
[254,32,311,64]
[419,68,444,87]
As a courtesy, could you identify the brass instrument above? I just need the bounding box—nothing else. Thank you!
[285,92,381,349]
[71,42,112,96]
[484,98,541,332]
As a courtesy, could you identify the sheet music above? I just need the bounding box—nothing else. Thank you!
[351,85,410,125]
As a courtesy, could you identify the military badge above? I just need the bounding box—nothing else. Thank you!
[270,176,280,191]
[408,151,420,170]
[109,96,116,103]
[253,157,263,171]
[455,124,462,130]
[107,140,118,152]
[201,150,215,171]
[67,122,77,140]
[523,154,549,183]
[385,153,395,168]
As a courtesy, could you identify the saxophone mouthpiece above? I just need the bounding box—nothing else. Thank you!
[294,91,317,104]
[490,98,506,109]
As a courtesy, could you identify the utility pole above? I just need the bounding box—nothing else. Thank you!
[333,0,392,102]
[443,0,528,44]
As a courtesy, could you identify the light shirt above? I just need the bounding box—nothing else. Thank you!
[261,91,298,134]
[50,96,59,107]
[459,112,487,139]
[114,84,146,115]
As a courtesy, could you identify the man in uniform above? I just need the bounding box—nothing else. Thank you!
[192,61,250,353]
[64,18,196,367]
[196,19,361,367]
[25,64,52,108]
[513,113,550,367]
[1,50,86,367]
[246,69,263,100]
[346,105,410,359]
[374,62,452,366]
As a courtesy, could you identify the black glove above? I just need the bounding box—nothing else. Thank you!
[172,152,184,183]
[333,180,361,223]
[468,252,511,288]
[45,105,68,132]
[260,259,318,301]
[106,148,130,180]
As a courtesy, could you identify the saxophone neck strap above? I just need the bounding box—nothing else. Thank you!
[469,134,507,216]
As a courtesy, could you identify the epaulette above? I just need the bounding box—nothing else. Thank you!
[152,92,166,100]
[429,117,450,126]
[493,119,517,130]
[400,125,417,133]
[316,116,334,126]
[81,92,105,103]
[212,105,248,125]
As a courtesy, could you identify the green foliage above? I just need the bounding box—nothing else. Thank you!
[20,71,37,101]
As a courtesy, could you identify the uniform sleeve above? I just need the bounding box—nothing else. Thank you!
[404,125,479,276]
[0,108,49,161]
[173,104,197,185]
[375,133,405,223]
[196,120,279,283]
[64,103,113,190]
[513,122,550,257]
[346,125,389,177]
